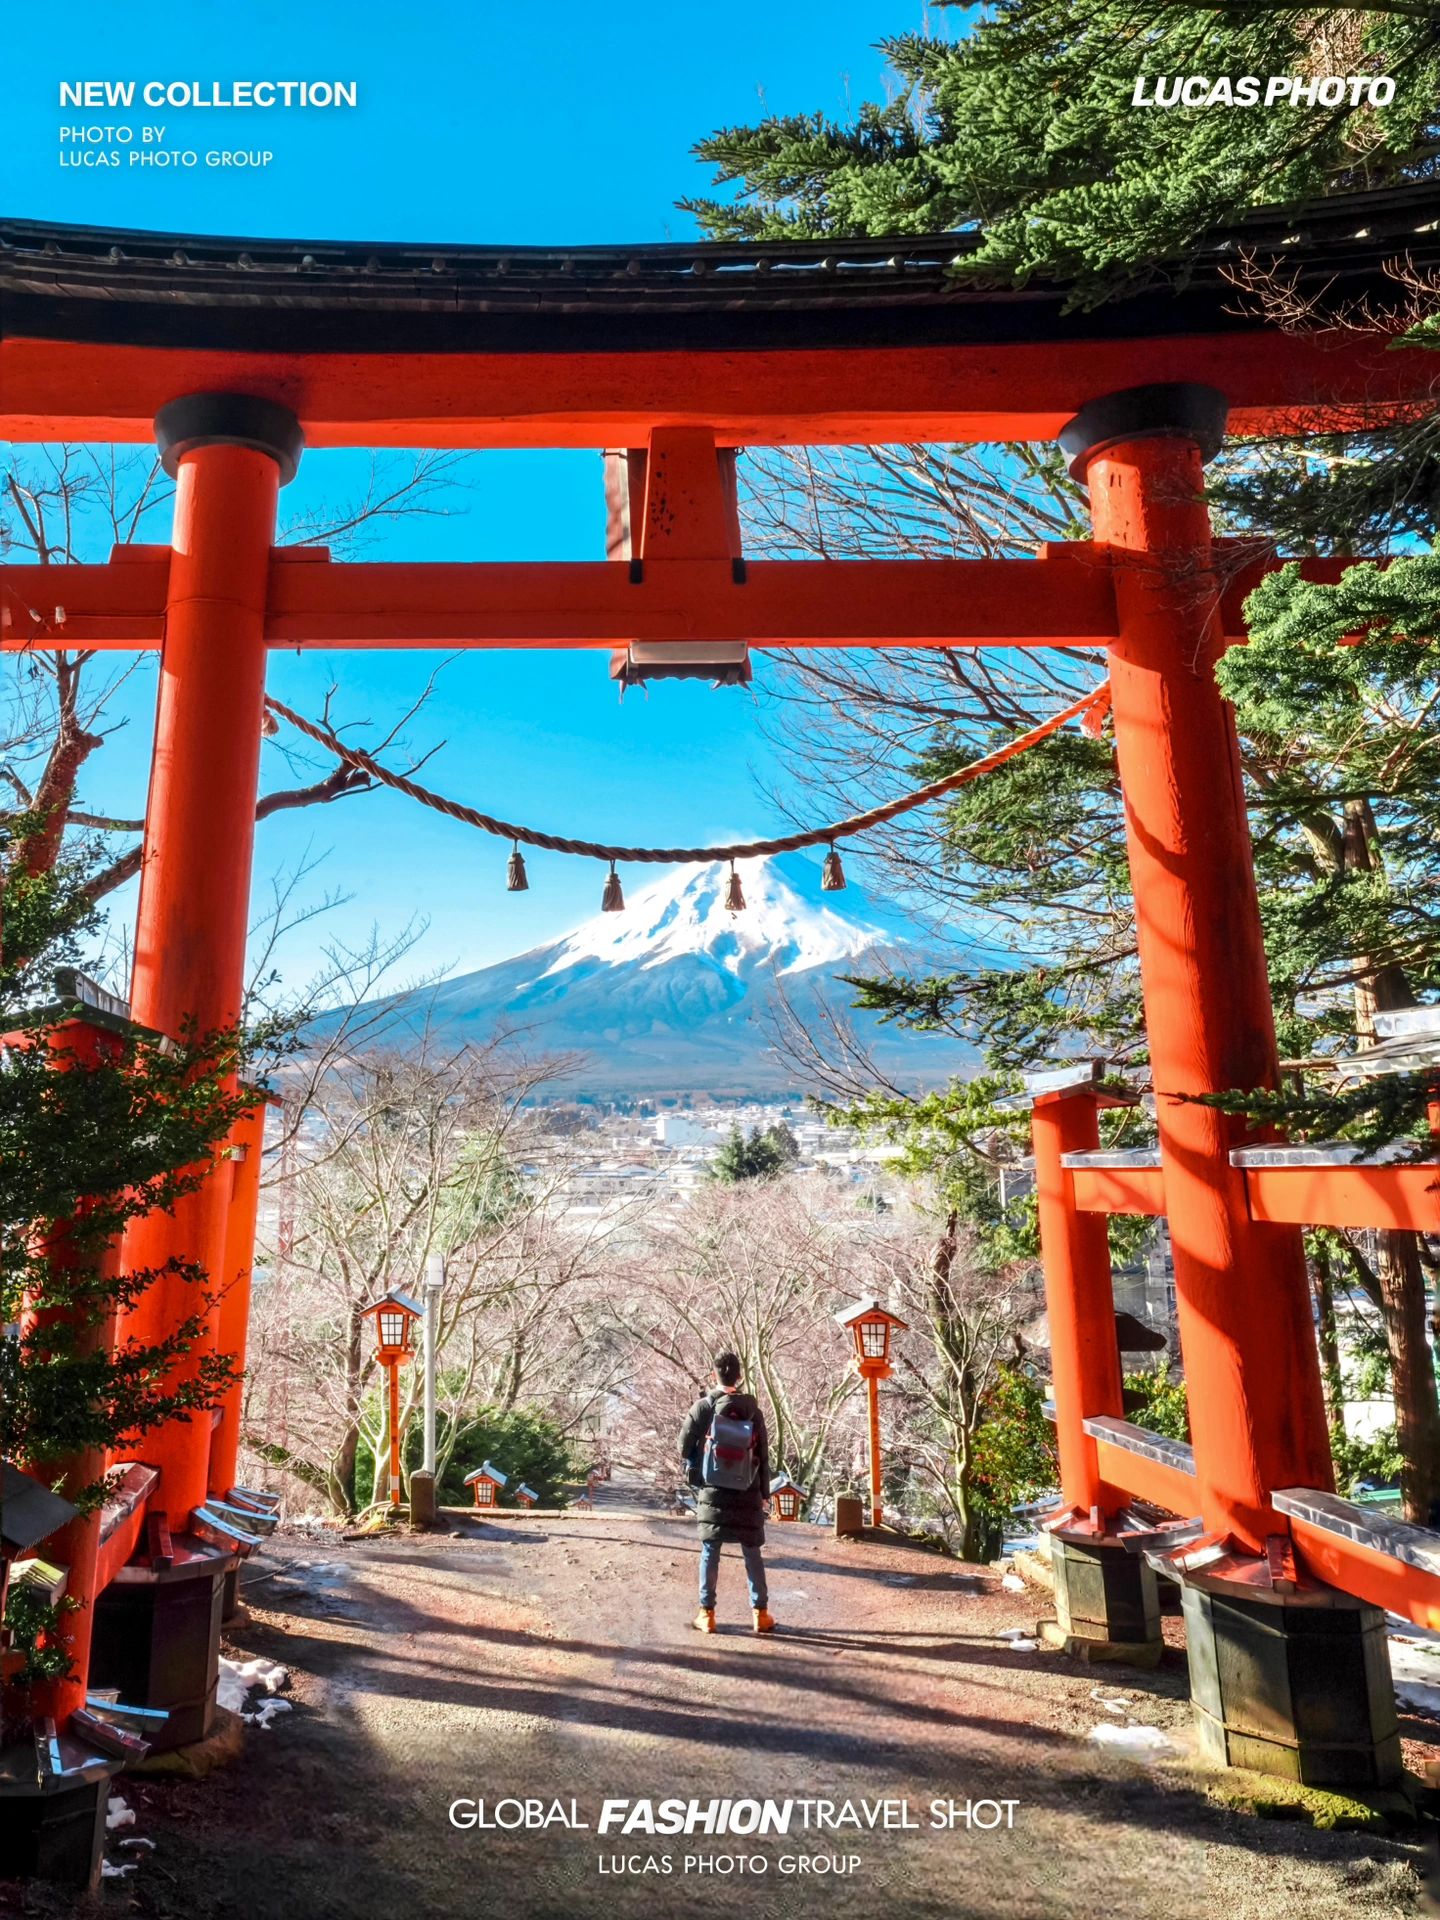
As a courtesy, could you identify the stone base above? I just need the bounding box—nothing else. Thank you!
[132,1705,246,1779]
[0,1743,112,1890]
[1038,1618,1165,1668]
[90,1552,228,1752]
[221,1562,241,1622]
[410,1470,438,1530]
[1182,1575,1402,1788]
[833,1495,865,1539]
[1051,1531,1162,1652]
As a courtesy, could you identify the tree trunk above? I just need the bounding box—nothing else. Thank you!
[1310,1241,1344,1437]
[1375,1229,1440,1524]
[957,1505,989,1563]
[331,1427,360,1518]
[330,1303,366,1515]
[20,719,104,877]
[1343,808,1437,1517]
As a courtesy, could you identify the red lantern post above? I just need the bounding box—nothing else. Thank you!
[361,1292,424,1509]
[835,1298,908,1529]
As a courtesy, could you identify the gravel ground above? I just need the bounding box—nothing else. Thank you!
[10,1478,1435,1920]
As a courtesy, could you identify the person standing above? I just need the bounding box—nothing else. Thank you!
[679,1350,775,1634]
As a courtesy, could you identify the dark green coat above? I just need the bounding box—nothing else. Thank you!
[679,1386,770,1547]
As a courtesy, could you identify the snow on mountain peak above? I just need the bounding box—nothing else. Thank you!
[543,852,899,981]
[316,847,966,1097]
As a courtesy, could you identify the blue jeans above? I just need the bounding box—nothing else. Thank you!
[698,1538,767,1610]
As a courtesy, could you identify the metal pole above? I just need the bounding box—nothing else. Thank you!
[423,1252,442,1477]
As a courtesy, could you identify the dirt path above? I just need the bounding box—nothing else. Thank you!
[65,1493,1433,1920]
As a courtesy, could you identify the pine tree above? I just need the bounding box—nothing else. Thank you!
[686,3,1439,300]
[709,1124,793,1183]
[686,4,1440,1514]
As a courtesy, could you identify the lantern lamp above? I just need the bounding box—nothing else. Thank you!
[515,1483,539,1508]
[464,1461,509,1509]
[769,1472,808,1523]
[362,1289,424,1362]
[835,1296,908,1373]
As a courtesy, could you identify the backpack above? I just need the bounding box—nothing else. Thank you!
[701,1395,759,1491]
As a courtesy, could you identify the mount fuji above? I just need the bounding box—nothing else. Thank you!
[334,851,971,1099]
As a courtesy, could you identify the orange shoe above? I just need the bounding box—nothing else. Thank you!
[753,1608,776,1634]
[693,1607,716,1634]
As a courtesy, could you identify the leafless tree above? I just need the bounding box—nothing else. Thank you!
[887,1211,1046,1560]
[738,440,1100,946]
[242,1026,624,1515]
[1,444,468,902]
[607,1178,927,1500]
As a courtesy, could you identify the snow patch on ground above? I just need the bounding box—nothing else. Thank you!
[1001,1572,1026,1593]
[302,1560,353,1588]
[103,1796,148,1881]
[1088,1689,1132,1717]
[1088,1723,1175,1757]
[218,1654,291,1717]
[998,1626,1039,1652]
[1388,1625,1440,1717]
[247,1698,294,1731]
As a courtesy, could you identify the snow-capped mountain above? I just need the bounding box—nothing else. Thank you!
[332,851,969,1098]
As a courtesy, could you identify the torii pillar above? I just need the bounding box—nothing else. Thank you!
[1029,1072,1161,1659]
[98,396,301,1747]
[1063,385,1399,1785]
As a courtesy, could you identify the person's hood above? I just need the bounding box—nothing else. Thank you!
[708,1383,754,1407]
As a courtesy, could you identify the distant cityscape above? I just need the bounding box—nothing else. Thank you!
[527,1101,910,1214]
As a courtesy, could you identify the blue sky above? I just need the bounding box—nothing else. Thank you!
[7,1,951,994]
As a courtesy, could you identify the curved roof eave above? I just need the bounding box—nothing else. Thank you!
[3,180,1439,357]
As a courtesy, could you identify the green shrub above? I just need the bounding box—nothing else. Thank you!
[354,1402,585,1509]
[1122,1366,1190,1441]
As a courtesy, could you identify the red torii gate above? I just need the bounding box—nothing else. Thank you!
[3,190,1439,1793]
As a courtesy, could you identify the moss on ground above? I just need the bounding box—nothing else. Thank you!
[1201,1768,1424,1833]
